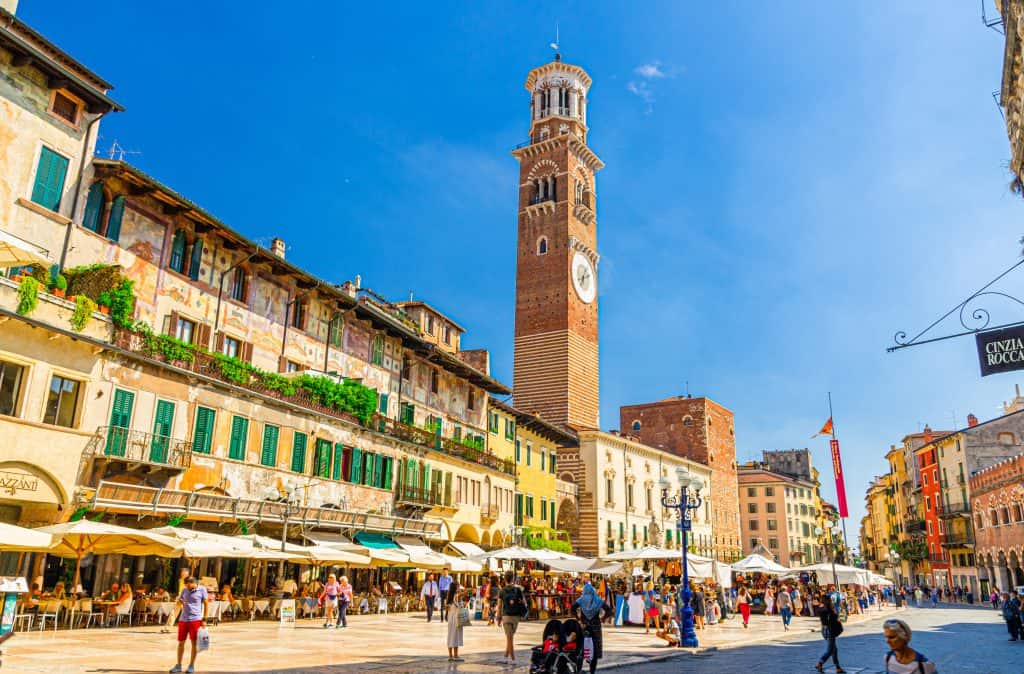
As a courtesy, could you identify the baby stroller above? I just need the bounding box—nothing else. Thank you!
[530,618,586,674]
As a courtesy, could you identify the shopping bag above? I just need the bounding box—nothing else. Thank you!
[457,607,472,628]
[196,626,211,653]
[582,635,594,663]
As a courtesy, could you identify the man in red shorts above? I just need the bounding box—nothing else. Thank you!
[170,576,209,673]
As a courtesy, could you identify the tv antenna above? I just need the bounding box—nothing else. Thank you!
[105,139,141,162]
[549,23,559,53]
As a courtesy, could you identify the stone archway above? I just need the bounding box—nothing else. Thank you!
[453,523,480,545]
[1012,549,1024,586]
[479,531,491,549]
[555,498,578,541]
[0,461,67,506]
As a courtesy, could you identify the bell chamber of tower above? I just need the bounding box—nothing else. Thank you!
[511,56,604,432]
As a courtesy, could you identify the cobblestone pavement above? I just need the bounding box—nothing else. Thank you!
[630,603,1012,674]
[0,602,909,673]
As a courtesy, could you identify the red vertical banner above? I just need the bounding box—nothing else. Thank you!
[830,439,849,518]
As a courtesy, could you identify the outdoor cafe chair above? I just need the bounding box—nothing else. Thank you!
[11,609,33,632]
[112,599,135,627]
[79,599,104,629]
[37,599,61,631]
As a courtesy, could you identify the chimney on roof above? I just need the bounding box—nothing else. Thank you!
[967,414,978,428]
[270,238,286,259]
[923,425,933,443]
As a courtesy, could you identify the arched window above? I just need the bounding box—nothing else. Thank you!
[169,229,187,273]
[682,415,693,427]
[631,420,641,432]
[538,126,550,141]
[82,182,106,233]
[537,237,548,255]
[106,196,126,242]
[575,181,584,205]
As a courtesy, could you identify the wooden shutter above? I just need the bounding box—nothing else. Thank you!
[421,463,431,492]
[228,415,248,460]
[372,453,383,487]
[195,323,212,349]
[261,425,279,467]
[443,471,452,506]
[378,393,388,415]
[31,147,69,211]
[150,400,175,463]
[382,456,393,490]
[188,238,203,280]
[215,332,225,354]
[332,443,344,481]
[240,341,254,364]
[350,447,362,484]
[106,196,126,241]
[82,183,104,232]
[291,432,307,472]
[192,406,215,454]
[166,311,180,338]
[278,355,289,373]
[315,438,331,477]
[105,389,135,457]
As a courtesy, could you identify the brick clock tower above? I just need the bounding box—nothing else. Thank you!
[512,55,604,430]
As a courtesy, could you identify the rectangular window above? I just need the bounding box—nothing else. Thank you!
[549,452,556,474]
[104,388,134,456]
[550,500,555,523]
[291,432,307,472]
[332,443,344,481]
[314,438,332,478]
[229,269,248,302]
[515,440,521,463]
[0,360,26,417]
[329,316,343,348]
[349,447,362,483]
[540,450,546,472]
[50,91,80,125]
[44,375,80,427]
[425,314,434,334]
[286,360,300,373]
[765,487,775,497]
[526,443,532,466]
[261,425,279,467]
[747,503,758,514]
[749,519,759,531]
[766,502,776,513]
[175,318,196,344]
[378,393,389,415]
[400,402,415,425]
[505,418,514,440]
[747,487,757,497]
[290,300,306,329]
[526,495,534,518]
[31,147,69,211]
[489,411,499,434]
[371,337,384,366]
[228,415,249,461]
[192,406,216,454]
[443,325,451,344]
[467,390,475,410]
[149,399,175,463]
[430,369,439,394]
[767,519,778,531]
[222,335,240,358]
[541,497,547,521]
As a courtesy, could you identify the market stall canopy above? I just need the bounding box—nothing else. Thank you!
[544,558,623,576]
[395,537,449,570]
[0,522,57,552]
[789,563,872,586]
[472,545,551,562]
[353,532,410,565]
[601,545,679,561]
[731,553,790,575]
[531,548,584,561]
[448,541,488,558]
[149,527,266,559]
[437,553,483,573]
[0,229,51,268]
[868,573,894,586]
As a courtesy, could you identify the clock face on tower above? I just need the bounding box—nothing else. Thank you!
[571,252,596,304]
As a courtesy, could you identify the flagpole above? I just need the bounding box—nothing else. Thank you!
[827,392,850,557]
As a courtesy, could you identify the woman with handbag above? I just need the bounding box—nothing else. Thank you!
[815,594,846,673]
[446,581,468,662]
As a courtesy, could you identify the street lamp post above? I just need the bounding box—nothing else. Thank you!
[263,483,300,578]
[887,549,901,586]
[659,467,704,649]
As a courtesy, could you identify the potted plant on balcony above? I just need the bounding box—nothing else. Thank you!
[16,276,40,316]
[48,273,67,299]
[70,295,97,332]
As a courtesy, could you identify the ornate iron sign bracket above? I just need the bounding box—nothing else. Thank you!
[889,257,1024,352]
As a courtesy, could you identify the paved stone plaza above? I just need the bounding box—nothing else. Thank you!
[0,604,909,673]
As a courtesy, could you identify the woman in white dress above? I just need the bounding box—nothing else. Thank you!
[446,581,464,662]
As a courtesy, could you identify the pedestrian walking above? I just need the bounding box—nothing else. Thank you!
[438,568,453,622]
[498,571,528,665]
[792,585,802,617]
[765,587,775,616]
[169,576,209,674]
[814,594,845,673]
[691,586,705,630]
[914,587,923,608]
[930,590,938,609]
[736,586,751,629]
[991,588,1001,610]
[777,585,793,631]
[421,573,440,623]
[335,575,352,628]
[642,582,660,634]
[445,580,465,662]
[883,618,938,673]
[1001,591,1022,641]
[319,574,341,628]
[574,582,612,674]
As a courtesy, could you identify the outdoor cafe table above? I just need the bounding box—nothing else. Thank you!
[148,601,175,622]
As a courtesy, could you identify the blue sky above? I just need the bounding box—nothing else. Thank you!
[27,1,1023,533]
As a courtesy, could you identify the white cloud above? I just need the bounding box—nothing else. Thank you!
[627,61,673,112]
[634,62,666,79]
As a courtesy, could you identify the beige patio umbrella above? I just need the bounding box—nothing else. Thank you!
[0,229,51,268]
[0,521,58,552]
[36,520,182,589]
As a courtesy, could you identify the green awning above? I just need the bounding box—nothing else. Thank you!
[354,532,400,549]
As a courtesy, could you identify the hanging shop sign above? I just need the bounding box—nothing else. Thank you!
[976,325,1024,377]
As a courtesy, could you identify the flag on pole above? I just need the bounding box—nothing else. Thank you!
[812,417,834,438]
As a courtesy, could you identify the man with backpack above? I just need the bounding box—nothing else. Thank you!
[497,572,529,665]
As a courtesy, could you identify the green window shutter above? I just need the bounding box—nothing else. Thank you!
[350,447,362,483]
[382,456,393,489]
[169,230,187,273]
[372,453,383,487]
[188,238,203,280]
[315,438,332,477]
[150,400,175,463]
[541,451,546,472]
[362,452,374,485]
[378,393,389,415]
[421,463,431,492]
[515,440,521,463]
[400,403,414,425]
[228,415,248,460]
[261,425,279,467]
[106,196,126,242]
[526,445,531,466]
[540,498,546,521]
[31,147,69,211]
[105,389,135,457]
[82,182,104,232]
[443,471,452,506]
[550,501,556,523]
[333,443,344,481]
[515,494,523,526]
[549,453,556,474]
[291,432,307,472]
[192,406,215,454]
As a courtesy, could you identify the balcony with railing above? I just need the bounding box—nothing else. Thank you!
[905,519,927,535]
[940,531,974,547]
[112,328,515,477]
[481,503,500,524]
[86,425,192,472]
[395,485,451,509]
[938,501,971,519]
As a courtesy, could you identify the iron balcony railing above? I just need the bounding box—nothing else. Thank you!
[940,532,974,547]
[481,504,500,521]
[90,425,192,469]
[395,485,451,508]
[530,194,556,206]
[938,501,971,518]
[905,519,927,535]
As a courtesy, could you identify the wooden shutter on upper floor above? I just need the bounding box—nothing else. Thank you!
[194,323,212,349]
[215,332,225,354]
[166,311,180,338]
[278,355,289,374]
[240,341,254,364]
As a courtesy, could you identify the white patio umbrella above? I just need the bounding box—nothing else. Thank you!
[473,545,547,562]
[601,545,679,561]
[36,520,183,589]
[0,229,51,268]
[731,553,790,575]
[0,522,57,552]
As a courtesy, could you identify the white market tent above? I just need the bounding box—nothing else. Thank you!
[473,545,546,562]
[601,545,679,561]
[731,553,790,575]
[789,562,872,586]
[543,558,623,576]
[601,546,731,588]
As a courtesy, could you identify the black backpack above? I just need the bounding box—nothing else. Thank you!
[885,650,928,673]
[503,585,528,617]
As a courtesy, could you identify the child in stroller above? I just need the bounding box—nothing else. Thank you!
[530,618,586,674]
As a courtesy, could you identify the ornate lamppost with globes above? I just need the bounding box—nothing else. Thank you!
[659,467,705,648]
[814,520,840,589]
